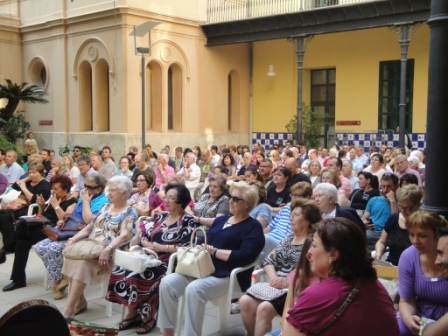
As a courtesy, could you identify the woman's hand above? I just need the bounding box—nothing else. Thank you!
[56,219,65,229]
[49,194,60,209]
[98,247,113,270]
[143,241,161,253]
[51,166,59,175]
[36,194,46,208]
[404,315,421,335]
[81,192,92,203]
[269,276,287,289]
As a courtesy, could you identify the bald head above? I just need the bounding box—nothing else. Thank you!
[284,158,299,173]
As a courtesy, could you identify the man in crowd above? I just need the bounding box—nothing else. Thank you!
[301,148,318,171]
[72,146,83,162]
[174,147,183,173]
[0,150,25,186]
[199,149,214,182]
[154,154,175,192]
[132,154,156,189]
[128,146,139,155]
[0,149,6,172]
[177,152,201,198]
[361,173,399,250]
[356,145,369,167]
[259,159,274,189]
[395,154,422,186]
[91,154,113,180]
[101,146,117,179]
[326,157,352,198]
[41,148,52,176]
[72,156,95,198]
[160,147,176,171]
[235,152,256,181]
[342,159,359,192]
[284,158,311,186]
[349,147,364,172]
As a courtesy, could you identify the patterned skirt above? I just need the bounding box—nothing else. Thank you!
[106,263,168,320]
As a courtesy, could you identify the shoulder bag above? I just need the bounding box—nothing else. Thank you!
[176,226,215,278]
[311,279,361,336]
[15,215,51,230]
[114,246,161,273]
[44,214,85,241]
[62,238,107,260]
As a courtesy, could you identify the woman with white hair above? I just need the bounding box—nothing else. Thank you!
[61,176,138,317]
[313,182,365,233]
[158,183,265,336]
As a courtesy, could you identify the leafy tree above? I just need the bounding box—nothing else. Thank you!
[285,103,326,149]
[0,110,30,143]
[0,79,48,128]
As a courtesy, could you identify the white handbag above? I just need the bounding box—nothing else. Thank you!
[114,245,161,273]
[176,227,215,279]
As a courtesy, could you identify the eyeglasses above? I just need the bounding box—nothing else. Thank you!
[229,195,244,203]
[84,185,99,190]
[313,193,326,199]
[163,196,177,202]
[136,179,147,183]
[107,188,120,194]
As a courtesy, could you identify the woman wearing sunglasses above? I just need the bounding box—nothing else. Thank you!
[158,183,265,336]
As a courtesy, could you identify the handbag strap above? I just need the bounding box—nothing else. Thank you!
[316,279,361,335]
[189,226,208,248]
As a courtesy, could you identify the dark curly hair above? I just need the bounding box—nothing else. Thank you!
[135,171,154,189]
[50,174,72,192]
[317,217,377,281]
[290,198,322,232]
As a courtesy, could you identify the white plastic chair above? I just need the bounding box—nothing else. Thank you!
[168,253,260,336]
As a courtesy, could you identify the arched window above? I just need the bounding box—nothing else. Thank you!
[95,59,110,132]
[228,70,240,132]
[147,61,162,132]
[79,61,93,131]
[167,64,182,131]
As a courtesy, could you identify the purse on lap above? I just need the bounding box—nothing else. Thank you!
[15,215,51,230]
[62,238,107,260]
[114,246,161,273]
[176,226,215,279]
[43,214,85,241]
[246,282,287,301]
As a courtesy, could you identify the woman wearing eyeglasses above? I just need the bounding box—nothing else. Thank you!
[374,184,422,266]
[35,174,109,300]
[158,183,265,336]
[107,184,195,334]
[61,176,138,318]
[116,156,133,178]
[128,171,163,216]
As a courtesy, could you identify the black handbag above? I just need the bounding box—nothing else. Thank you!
[43,214,85,241]
[14,215,51,231]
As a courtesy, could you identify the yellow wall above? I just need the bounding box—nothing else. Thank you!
[253,25,430,133]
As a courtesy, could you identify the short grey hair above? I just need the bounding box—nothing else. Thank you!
[342,159,353,168]
[229,184,259,212]
[395,154,407,161]
[108,176,133,198]
[314,182,338,201]
[85,173,107,190]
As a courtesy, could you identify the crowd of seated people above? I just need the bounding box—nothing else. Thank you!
[2,140,444,336]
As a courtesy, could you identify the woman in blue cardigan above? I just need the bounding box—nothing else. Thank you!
[158,183,265,336]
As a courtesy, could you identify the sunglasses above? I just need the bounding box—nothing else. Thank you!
[84,185,99,190]
[229,195,244,203]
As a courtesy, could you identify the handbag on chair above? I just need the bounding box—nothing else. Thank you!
[114,246,162,273]
[176,227,215,279]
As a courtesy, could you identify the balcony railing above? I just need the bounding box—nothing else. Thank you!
[207,0,382,23]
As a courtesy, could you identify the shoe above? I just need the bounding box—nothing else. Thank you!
[0,249,6,264]
[74,300,88,315]
[136,319,155,335]
[53,286,66,300]
[230,302,240,314]
[118,314,142,331]
[3,281,26,292]
[57,277,69,292]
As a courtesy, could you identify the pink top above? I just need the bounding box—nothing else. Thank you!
[154,165,175,189]
[286,277,398,336]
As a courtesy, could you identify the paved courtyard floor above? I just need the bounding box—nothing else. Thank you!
[0,247,281,335]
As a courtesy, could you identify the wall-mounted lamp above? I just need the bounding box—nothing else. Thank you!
[267,65,276,77]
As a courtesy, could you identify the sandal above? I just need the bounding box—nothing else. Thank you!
[118,314,142,331]
[136,319,155,334]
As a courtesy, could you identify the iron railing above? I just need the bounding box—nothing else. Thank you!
[207,0,382,23]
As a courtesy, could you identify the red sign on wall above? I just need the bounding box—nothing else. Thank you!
[336,120,361,126]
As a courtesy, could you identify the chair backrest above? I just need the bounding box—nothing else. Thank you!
[373,264,398,279]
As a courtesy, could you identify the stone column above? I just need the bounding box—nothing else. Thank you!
[422,0,448,215]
